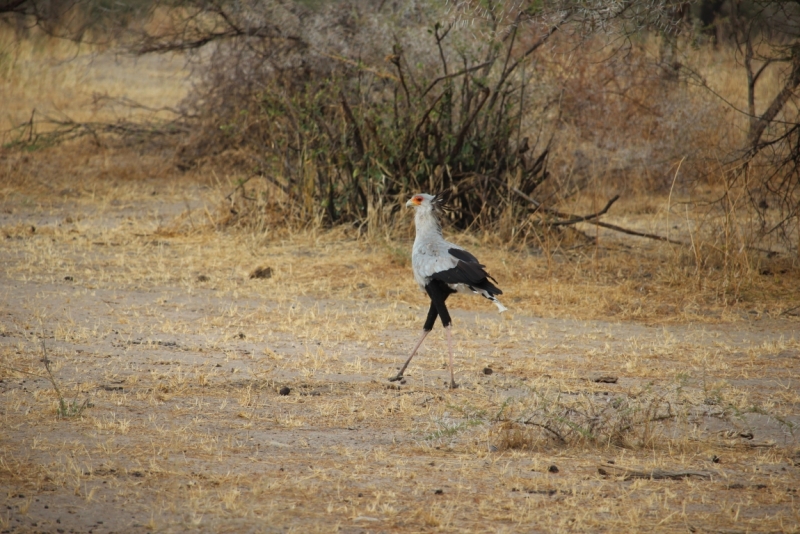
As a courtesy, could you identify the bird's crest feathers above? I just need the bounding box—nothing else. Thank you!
[431,191,452,217]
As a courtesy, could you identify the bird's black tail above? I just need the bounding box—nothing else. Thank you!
[471,278,503,297]
[469,278,507,313]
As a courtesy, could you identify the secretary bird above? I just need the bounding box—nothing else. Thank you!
[389,192,506,389]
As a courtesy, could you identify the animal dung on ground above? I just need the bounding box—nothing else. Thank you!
[250,266,273,279]
[279,386,291,396]
[548,465,559,473]
[483,367,493,375]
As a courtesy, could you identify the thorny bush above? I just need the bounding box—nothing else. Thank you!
[168,1,553,233]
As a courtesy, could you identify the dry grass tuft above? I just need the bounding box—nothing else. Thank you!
[491,378,794,451]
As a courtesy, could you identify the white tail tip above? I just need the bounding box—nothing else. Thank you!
[494,300,508,313]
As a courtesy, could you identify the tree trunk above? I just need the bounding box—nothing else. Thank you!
[747,42,800,152]
[745,35,757,134]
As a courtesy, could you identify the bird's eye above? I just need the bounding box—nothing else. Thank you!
[414,196,423,203]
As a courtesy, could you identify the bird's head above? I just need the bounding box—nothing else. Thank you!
[406,193,434,208]
[406,191,450,213]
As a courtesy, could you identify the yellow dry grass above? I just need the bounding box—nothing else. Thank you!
[1,26,799,534]
[0,26,190,140]
[1,149,799,532]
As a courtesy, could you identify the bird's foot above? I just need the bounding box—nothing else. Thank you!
[388,375,403,382]
[448,380,458,389]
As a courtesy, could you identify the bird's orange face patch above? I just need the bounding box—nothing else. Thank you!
[410,195,424,205]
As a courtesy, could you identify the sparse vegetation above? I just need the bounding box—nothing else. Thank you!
[1,185,798,529]
[0,341,90,418]
[40,341,91,418]
[1,1,799,532]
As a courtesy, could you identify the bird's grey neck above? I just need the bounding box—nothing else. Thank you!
[414,209,442,238]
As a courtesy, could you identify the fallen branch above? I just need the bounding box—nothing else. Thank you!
[5,115,190,149]
[591,220,686,245]
[598,463,711,480]
[488,176,687,245]
[546,195,620,226]
[706,439,776,449]
[780,304,800,316]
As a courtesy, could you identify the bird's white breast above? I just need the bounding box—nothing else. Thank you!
[411,237,459,289]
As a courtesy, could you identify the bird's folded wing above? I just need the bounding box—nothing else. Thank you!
[427,247,488,285]
[447,247,479,264]
[432,261,487,285]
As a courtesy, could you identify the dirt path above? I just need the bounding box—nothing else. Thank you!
[2,183,799,533]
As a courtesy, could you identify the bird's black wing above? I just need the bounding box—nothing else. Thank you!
[448,248,479,264]
[448,248,500,285]
[431,248,502,296]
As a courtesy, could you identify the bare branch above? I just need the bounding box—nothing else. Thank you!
[546,195,620,226]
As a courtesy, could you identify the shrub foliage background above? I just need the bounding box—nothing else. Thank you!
[3,0,800,252]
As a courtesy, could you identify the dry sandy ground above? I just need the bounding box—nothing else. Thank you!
[1,178,799,533]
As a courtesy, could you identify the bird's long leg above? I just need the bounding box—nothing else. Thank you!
[389,329,429,382]
[426,281,457,389]
[445,325,457,389]
[389,301,438,382]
